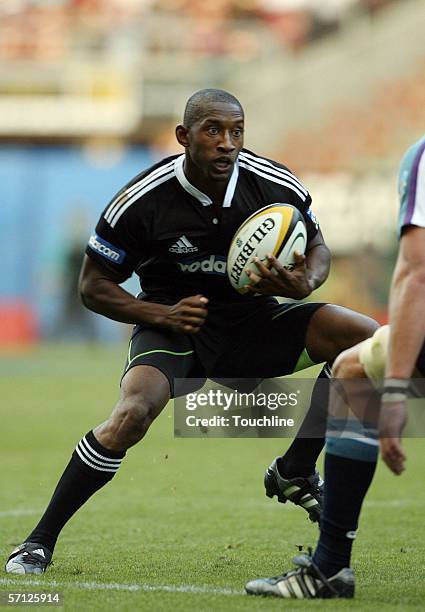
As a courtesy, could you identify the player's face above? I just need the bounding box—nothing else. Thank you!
[181,102,244,184]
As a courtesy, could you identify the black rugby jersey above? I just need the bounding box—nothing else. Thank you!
[86,148,319,303]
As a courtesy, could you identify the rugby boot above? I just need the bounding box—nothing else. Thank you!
[245,552,355,599]
[264,458,324,523]
[5,542,52,575]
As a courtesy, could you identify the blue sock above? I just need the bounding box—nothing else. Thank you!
[313,446,377,577]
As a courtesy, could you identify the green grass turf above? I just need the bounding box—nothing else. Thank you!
[1,344,424,611]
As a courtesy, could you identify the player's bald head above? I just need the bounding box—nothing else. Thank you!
[183,89,243,129]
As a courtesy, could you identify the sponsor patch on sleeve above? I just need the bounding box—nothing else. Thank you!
[306,208,319,229]
[88,234,126,264]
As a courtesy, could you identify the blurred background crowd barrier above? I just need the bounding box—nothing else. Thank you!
[0,0,424,347]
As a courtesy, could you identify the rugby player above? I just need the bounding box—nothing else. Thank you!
[5,89,377,574]
[245,134,425,599]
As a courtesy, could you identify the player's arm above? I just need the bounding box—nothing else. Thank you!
[79,256,208,333]
[379,226,425,474]
[385,226,425,378]
[246,228,331,299]
[301,227,331,291]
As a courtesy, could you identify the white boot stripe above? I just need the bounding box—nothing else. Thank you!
[301,499,318,509]
[289,576,304,599]
[282,485,300,497]
[277,580,291,598]
[304,574,317,596]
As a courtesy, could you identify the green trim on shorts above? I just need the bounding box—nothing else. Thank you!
[271,303,303,320]
[127,339,194,369]
[293,348,316,372]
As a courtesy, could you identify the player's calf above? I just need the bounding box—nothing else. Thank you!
[332,343,367,380]
[98,395,160,449]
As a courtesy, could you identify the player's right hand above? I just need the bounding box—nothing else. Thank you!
[160,295,208,333]
[379,400,408,475]
[380,437,406,475]
[246,252,313,299]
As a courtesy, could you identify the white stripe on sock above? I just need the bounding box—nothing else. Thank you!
[80,436,122,464]
[77,442,121,470]
[74,446,119,473]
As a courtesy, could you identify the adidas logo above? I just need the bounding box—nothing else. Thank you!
[33,548,46,558]
[169,235,198,254]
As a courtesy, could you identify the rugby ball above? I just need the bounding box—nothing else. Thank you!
[227,203,307,294]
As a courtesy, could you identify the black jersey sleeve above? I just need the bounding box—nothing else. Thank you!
[85,203,147,282]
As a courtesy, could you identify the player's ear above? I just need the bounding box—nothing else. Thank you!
[175,124,190,148]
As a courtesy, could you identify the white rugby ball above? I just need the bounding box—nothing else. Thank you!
[227,203,307,294]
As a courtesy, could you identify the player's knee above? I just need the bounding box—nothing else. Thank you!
[332,345,365,380]
[106,390,165,447]
[358,325,390,386]
[119,392,161,437]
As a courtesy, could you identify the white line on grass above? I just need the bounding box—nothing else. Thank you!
[364,499,419,507]
[248,498,421,511]
[0,510,40,518]
[0,578,243,597]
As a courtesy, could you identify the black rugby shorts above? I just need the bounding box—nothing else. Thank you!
[122,300,326,397]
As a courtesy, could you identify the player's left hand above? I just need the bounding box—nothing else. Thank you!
[379,400,407,475]
[245,253,313,299]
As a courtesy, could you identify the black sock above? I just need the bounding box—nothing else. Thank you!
[313,451,377,577]
[277,365,329,478]
[27,431,125,552]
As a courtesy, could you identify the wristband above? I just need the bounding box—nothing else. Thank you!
[381,378,409,403]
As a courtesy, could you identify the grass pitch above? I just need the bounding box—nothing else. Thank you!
[1,344,425,611]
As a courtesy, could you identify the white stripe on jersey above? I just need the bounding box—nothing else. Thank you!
[238,161,307,202]
[104,159,175,224]
[108,170,175,228]
[411,149,425,228]
[239,151,308,197]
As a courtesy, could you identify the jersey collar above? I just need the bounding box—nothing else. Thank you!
[174,154,239,208]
